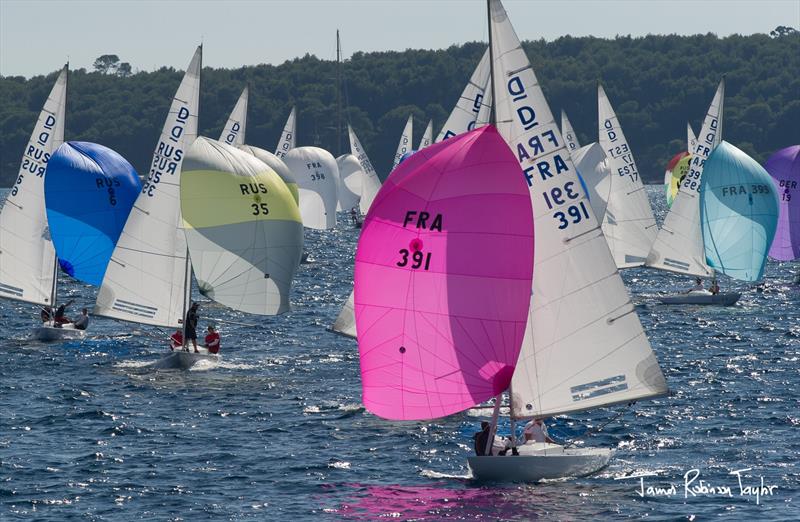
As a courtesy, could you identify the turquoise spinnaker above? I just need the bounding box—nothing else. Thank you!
[44,142,141,286]
[700,141,779,281]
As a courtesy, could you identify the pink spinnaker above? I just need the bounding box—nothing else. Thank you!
[766,145,800,261]
[354,126,534,421]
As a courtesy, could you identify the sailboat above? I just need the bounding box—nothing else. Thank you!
[597,84,659,268]
[391,115,413,171]
[95,46,201,360]
[0,65,74,341]
[561,110,581,154]
[283,146,340,230]
[219,86,248,147]
[335,153,363,213]
[766,145,800,262]
[663,123,697,207]
[572,142,611,221]
[274,107,296,159]
[434,48,491,143]
[417,120,433,150]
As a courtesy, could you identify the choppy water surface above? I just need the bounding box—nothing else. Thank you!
[1,186,798,520]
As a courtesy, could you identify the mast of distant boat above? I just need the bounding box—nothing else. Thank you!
[336,30,343,157]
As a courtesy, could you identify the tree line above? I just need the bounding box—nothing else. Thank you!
[1,30,798,187]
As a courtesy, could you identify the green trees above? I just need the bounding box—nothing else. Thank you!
[1,32,798,187]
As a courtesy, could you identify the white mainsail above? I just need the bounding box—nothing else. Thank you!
[335,154,363,211]
[597,84,659,268]
[219,86,248,147]
[687,122,697,152]
[417,120,433,150]
[488,0,667,418]
[572,142,611,222]
[274,107,296,159]
[330,291,356,338]
[350,125,381,215]
[435,48,491,143]
[0,65,67,306]
[561,110,581,154]
[646,79,725,276]
[391,114,413,171]
[283,146,339,230]
[95,46,201,327]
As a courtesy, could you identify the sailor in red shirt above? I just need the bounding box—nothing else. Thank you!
[204,325,220,354]
[170,329,183,351]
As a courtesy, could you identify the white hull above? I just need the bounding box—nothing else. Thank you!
[153,347,219,370]
[658,291,741,306]
[31,323,86,342]
[468,443,612,482]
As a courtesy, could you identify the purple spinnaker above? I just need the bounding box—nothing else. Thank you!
[767,145,800,261]
[354,126,534,421]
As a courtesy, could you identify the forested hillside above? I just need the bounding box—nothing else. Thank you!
[1,31,798,186]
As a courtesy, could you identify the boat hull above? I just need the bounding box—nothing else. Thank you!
[31,324,86,342]
[153,348,219,370]
[658,292,741,306]
[467,443,612,482]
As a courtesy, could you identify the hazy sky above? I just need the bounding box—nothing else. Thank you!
[2,0,798,77]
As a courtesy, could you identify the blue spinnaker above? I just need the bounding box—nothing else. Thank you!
[44,142,141,285]
[700,141,779,281]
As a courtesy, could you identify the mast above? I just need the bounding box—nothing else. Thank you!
[487,0,497,127]
[50,62,69,311]
[336,30,342,156]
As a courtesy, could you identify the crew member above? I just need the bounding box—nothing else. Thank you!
[204,325,220,354]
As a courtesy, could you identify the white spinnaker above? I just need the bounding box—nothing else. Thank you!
[274,107,296,159]
[0,65,67,306]
[418,120,433,150]
[350,125,381,215]
[435,48,490,143]
[283,146,339,230]
[687,122,697,152]
[561,110,581,154]
[646,79,724,276]
[573,142,611,222]
[330,291,356,338]
[219,86,248,146]
[336,154,363,211]
[488,0,667,419]
[598,84,658,268]
[391,115,413,171]
[94,46,201,327]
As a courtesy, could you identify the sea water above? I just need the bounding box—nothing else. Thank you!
[1,187,797,520]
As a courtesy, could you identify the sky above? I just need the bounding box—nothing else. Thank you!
[1,0,799,77]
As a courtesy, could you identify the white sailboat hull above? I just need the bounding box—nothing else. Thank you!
[31,323,86,342]
[467,443,612,482]
[153,347,219,370]
[658,291,741,306]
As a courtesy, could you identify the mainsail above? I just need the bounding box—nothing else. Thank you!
[0,65,67,306]
[350,125,382,215]
[488,0,667,418]
[417,120,433,150]
[283,146,339,230]
[354,126,534,420]
[435,48,490,143]
[274,107,296,159]
[687,122,697,152]
[181,138,303,315]
[219,86,248,147]
[391,115,413,171]
[766,145,800,261]
[700,142,779,281]
[44,142,141,286]
[597,84,658,268]
[95,46,201,327]
[561,110,581,154]
[646,79,725,276]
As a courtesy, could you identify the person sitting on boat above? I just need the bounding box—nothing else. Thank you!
[686,277,704,294]
[73,308,89,330]
[472,421,514,456]
[170,329,183,351]
[523,418,555,444]
[40,306,52,323]
[350,207,361,226]
[53,299,74,326]
[709,278,720,295]
[183,302,199,353]
[204,325,220,354]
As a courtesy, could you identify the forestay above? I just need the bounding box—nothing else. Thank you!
[354,126,534,420]
[561,110,581,155]
[646,79,724,276]
[435,48,490,143]
[181,138,303,315]
[239,145,299,203]
[274,107,296,159]
[219,86,248,147]
[488,0,667,419]
[418,120,433,150]
[391,115,413,171]
[95,46,200,328]
[0,65,66,306]
[700,142,779,281]
[336,154,363,211]
[283,147,339,230]
[766,145,800,261]
[349,125,382,215]
[597,84,658,268]
[44,142,141,286]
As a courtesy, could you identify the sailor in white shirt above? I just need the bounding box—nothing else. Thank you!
[523,418,555,444]
[686,277,704,293]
